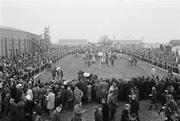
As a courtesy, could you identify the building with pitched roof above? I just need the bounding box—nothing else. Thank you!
[0,26,41,57]
[58,39,88,46]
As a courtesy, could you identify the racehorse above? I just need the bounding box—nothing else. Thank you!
[129,56,137,66]
[56,66,63,81]
[83,53,91,67]
[51,66,63,82]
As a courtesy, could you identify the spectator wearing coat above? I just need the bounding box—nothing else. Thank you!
[130,95,140,121]
[33,84,39,101]
[164,95,178,121]
[60,86,67,110]
[38,85,46,109]
[74,86,83,104]
[52,105,62,121]
[34,100,43,121]
[95,82,103,104]
[17,97,25,121]
[46,89,55,117]
[10,82,17,102]
[3,93,10,116]
[101,98,109,121]
[26,87,33,100]
[55,91,61,108]
[66,87,74,110]
[25,95,34,121]
[9,98,17,121]
[121,104,131,121]
[87,84,92,102]
[148,87,158,110]
[73,101,86,121]
[107,90,118,121]
[94,106,102,121]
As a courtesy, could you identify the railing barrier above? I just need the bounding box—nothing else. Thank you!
[121,50,180,75]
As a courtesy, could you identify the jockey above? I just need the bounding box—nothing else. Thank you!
[151,66,156,76]
[92,54,96,64]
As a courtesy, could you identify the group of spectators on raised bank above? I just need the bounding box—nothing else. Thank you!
[123,46,180,68]
[0,47,71,81]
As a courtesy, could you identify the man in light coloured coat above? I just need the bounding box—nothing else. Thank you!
[74,86,83,104]
[46,89,55,117]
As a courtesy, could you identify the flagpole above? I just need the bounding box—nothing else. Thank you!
[100,56,102,69]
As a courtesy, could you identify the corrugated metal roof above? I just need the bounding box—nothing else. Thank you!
[0,26,25,32]
[0,26,38,36]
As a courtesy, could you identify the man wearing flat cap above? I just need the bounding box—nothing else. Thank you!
[121,104,131,121]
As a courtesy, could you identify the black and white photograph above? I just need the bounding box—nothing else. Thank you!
[0,0,180,121]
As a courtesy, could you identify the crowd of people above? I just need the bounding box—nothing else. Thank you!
[122,46,180,68]
[0,66,180,121]
[83,51,117,67]
[0,45,180,121]
[0,47,71,81]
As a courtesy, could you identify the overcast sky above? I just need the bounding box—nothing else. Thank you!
[1,0,180,43]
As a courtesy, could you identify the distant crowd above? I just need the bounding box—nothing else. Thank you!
[122,46,180,68]
[0,47,73,81]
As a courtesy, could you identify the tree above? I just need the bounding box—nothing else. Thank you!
[97,35,113,47]
[164,45,172,54]
[159,44,164,52]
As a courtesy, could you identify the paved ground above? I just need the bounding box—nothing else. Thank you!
[33,53,170,121]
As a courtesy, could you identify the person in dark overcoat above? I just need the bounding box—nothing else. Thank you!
[94,106,102,121]
[148,87,158,110]
[9,98,17,121]
[17,98,25,121]
[10,83,17,103]
[130,95,140,121]
[60,86,67,110]
[101,98,109,121]
[66,87,74,110]
[24,95,34,121]
[52,105,62,121]
[107,91,118,121]
[121,104,131,121]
